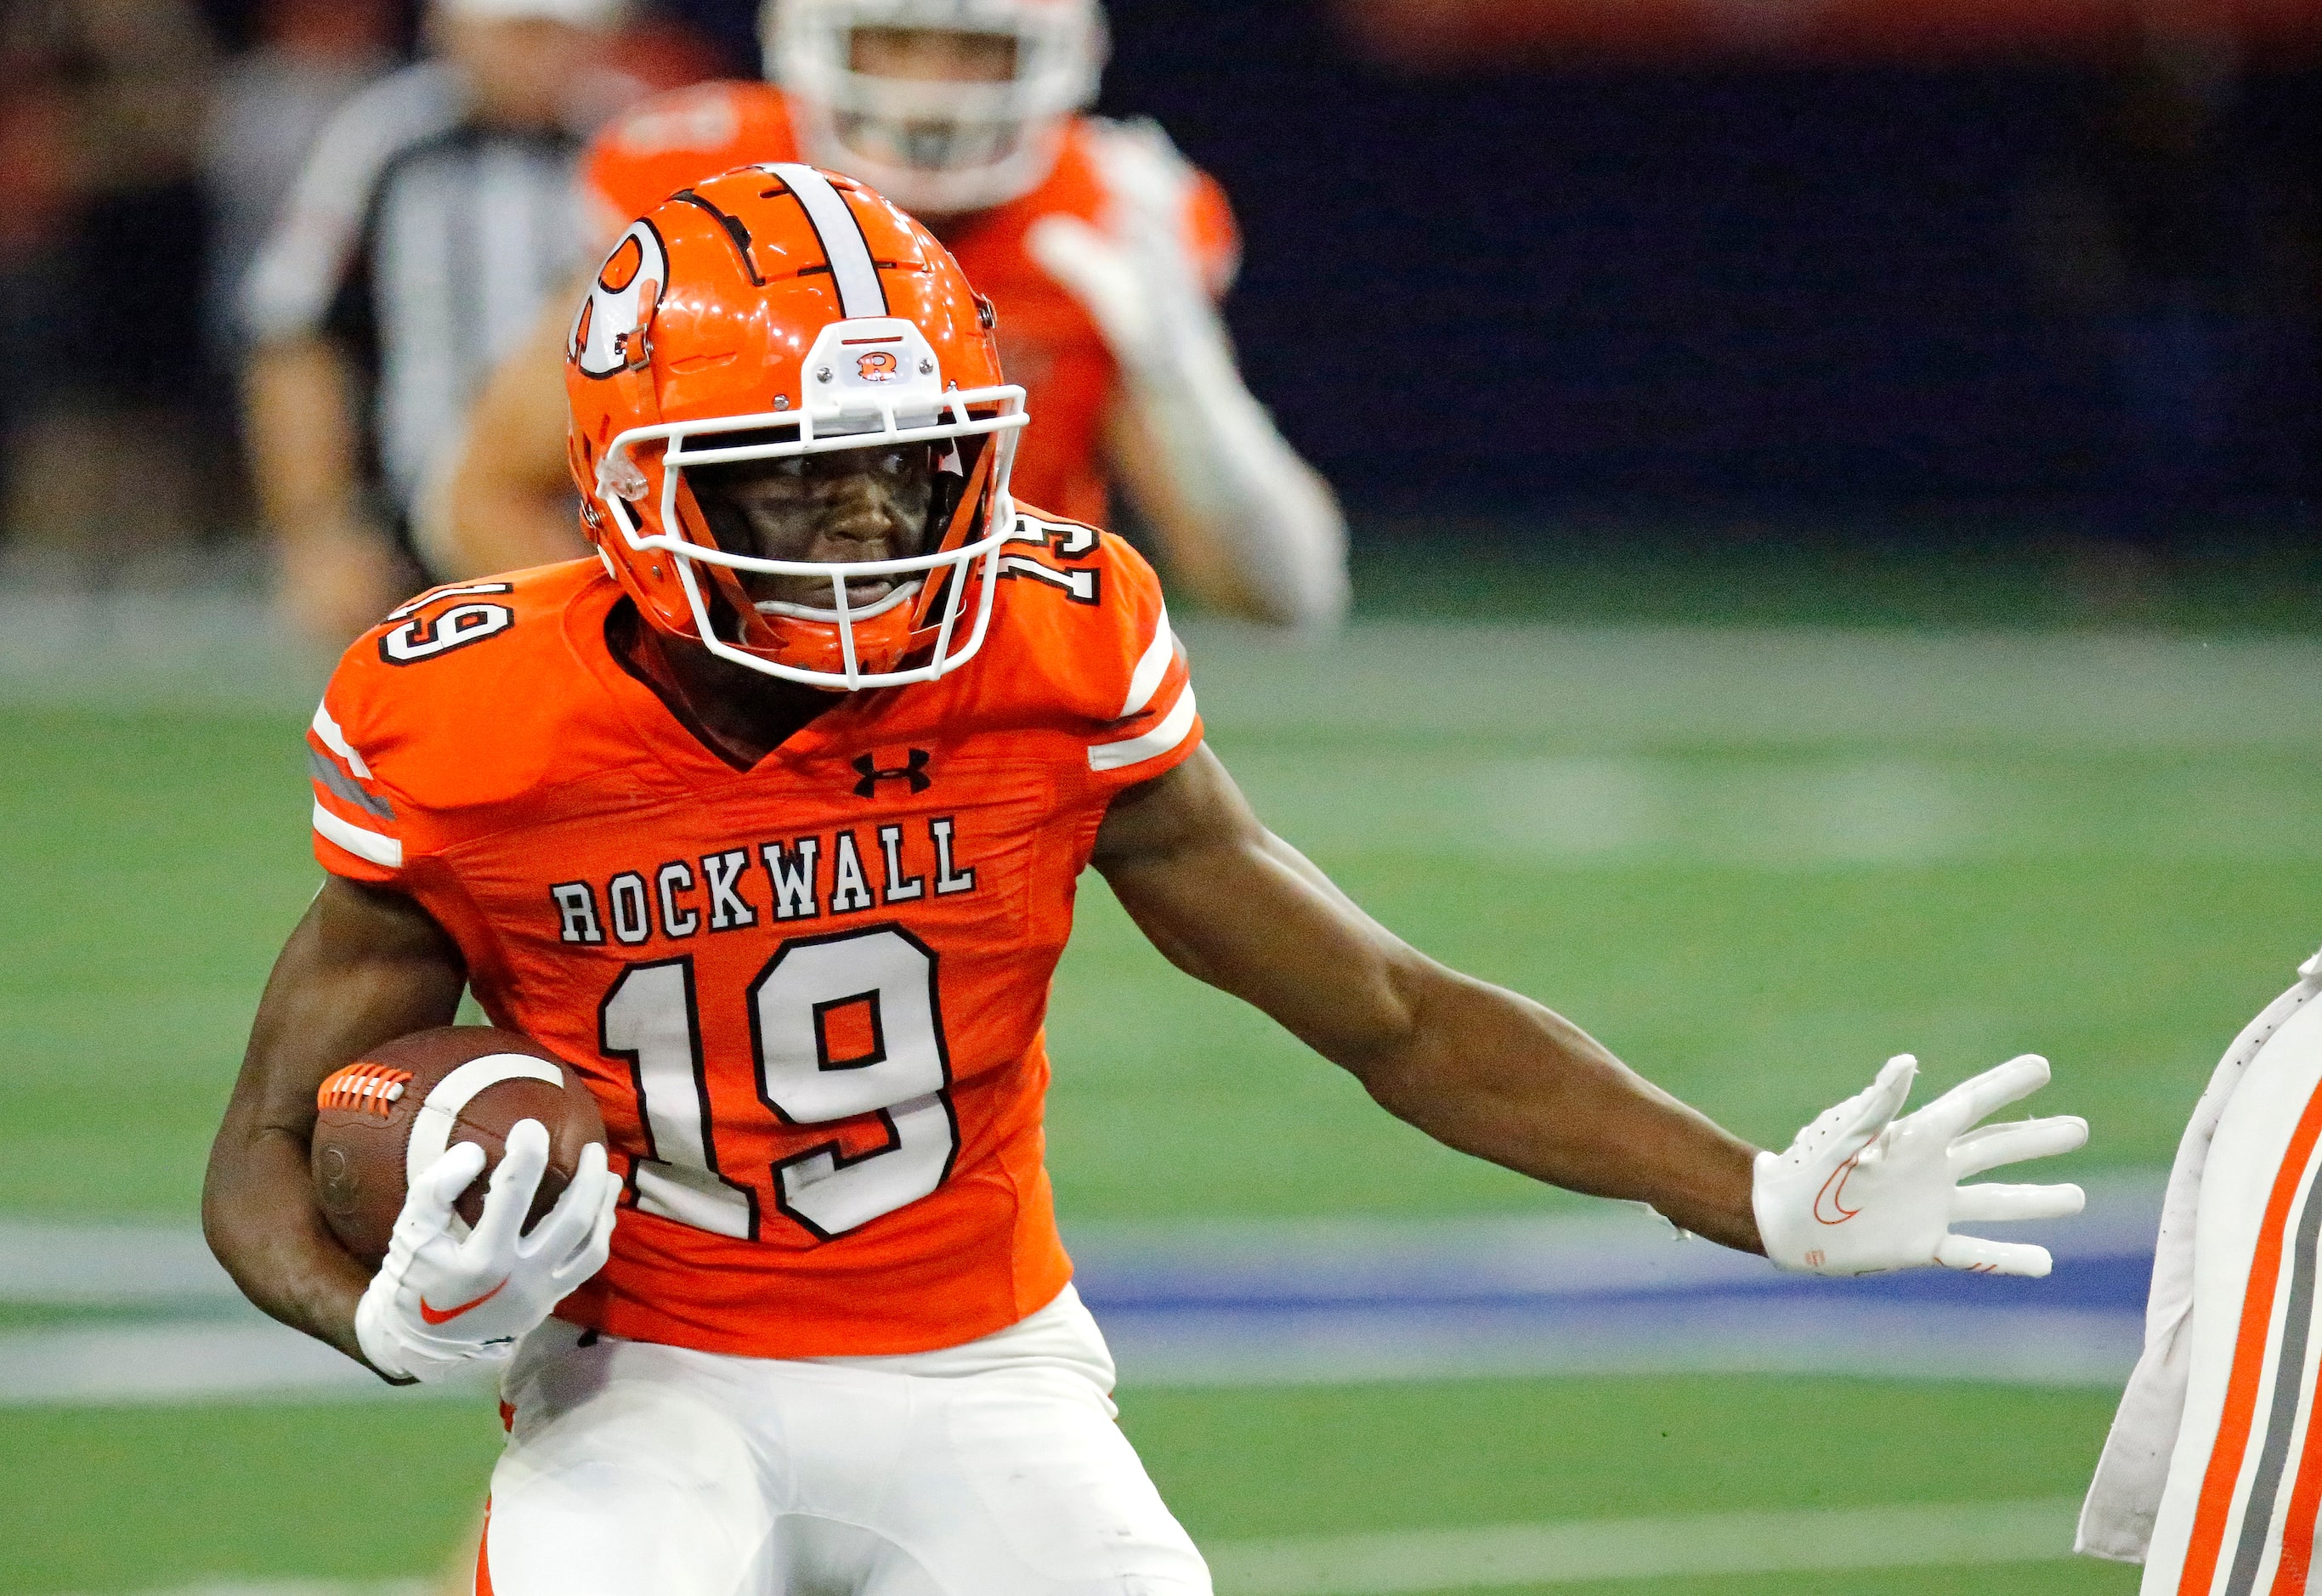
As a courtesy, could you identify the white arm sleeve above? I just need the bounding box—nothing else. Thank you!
[1111,327,1351,634]
[1027,122,1351,634]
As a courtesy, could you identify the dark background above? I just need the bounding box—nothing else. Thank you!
[119,0,2322,533]
[1085,3,2321,524]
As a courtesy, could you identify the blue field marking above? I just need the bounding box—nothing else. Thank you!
[1070,1174,2155,1388]
[0,1175,2155,1403]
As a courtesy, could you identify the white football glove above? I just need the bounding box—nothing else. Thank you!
[354,1120,618,1383]
[1752,1053,2087,1278]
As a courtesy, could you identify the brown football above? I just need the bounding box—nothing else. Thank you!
[309,1026,609,1268]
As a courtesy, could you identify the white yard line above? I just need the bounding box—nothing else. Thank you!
[0,1179,2162,1307]
[0,1319,490,1406]
[27,1499,2083,1596]
[0,1299,2138,1407]
[1065,1172,2161,1294]
[1205,1495,2087,1593]
[0,1218,244,1305]
[1099,1302,2141,1391]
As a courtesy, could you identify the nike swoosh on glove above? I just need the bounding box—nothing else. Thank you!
[354,1120,619,1383]
[1752,1053,2088,1278]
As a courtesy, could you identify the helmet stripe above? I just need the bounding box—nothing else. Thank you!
[770,163,888,319]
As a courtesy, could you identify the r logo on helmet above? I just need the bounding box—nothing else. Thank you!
[571,222,668,379]
[856,350,900,383]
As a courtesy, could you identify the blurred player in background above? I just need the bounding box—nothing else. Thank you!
[240,0,633,645]
[429,0,1350,631]
[207,167,2087,1595]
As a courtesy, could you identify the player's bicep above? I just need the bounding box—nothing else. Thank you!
[229,877,467,1139]
[206,876,458,1358]
[1093,746,1429,1064]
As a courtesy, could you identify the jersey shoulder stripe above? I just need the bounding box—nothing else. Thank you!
[313,801,404,869]
[1089,684,1197,774]
[1118,599,1177,718]
[976,513,1201,784]
[309,561,615,880]
[309,701,406,879]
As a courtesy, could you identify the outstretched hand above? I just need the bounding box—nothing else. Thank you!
[1752,1054,2087,1278]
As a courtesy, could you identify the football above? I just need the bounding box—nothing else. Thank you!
[310,1026,609,1268]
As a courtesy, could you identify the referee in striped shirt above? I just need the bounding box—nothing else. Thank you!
[241,0,629,645]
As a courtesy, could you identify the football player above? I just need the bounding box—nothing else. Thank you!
[2080,947,2322,1588]
[422,0,1350,631]
[206,168,2087,1594]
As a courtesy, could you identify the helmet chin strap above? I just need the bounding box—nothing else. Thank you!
[754,579,921,625]
[907,442,998,633]
[681,501,931,680]
[711,564,781,651]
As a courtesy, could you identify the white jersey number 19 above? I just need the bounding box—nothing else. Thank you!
[597,925,959,1242]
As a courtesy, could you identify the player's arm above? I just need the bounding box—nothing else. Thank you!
[201,876,467,1370]
[1093,746,1760,1248]
[205,875,618,1380]
[1098,395,1349,632]
[243,336,405,646]
[416,287,592,580]
[1093,747,2089,1273]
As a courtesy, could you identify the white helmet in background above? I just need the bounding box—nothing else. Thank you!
[764,0,1107,217]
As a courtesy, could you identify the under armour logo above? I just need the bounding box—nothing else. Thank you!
[852,750,932,798]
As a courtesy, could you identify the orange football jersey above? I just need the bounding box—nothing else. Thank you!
[578,82,1240,529]
[306,518,1200,1357]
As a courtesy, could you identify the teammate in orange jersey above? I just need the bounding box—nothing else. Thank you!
[422,0,1350,631]
[206,167,2088,1594]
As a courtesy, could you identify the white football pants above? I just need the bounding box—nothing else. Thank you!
[2145,992,2322,1595]
[479,1286,1211,1596]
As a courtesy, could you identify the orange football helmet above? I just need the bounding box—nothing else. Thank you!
[564,162,1028,688]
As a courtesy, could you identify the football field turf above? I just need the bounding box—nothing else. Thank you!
[8,583,2320,1593]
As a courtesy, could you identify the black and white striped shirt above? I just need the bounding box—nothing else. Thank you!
[243,63,592,516]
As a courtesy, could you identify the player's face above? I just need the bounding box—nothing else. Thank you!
[688,444,937,616]
[838,26,1022,185]
[847,26,1020,85]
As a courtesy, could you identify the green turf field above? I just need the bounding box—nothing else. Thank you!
[0,1375,2129,1593]
[11,567,2319,1592]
